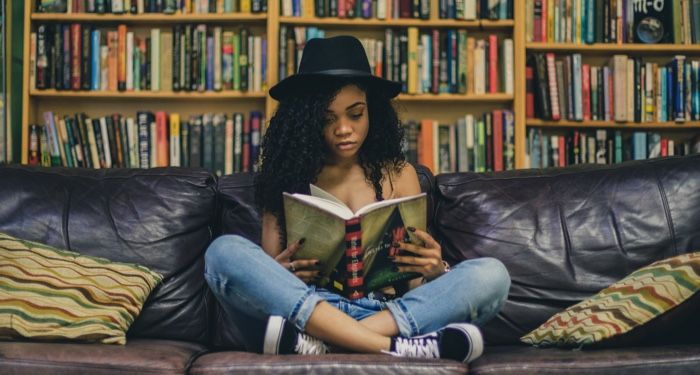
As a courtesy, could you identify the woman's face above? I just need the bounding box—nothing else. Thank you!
[322,84,369,163]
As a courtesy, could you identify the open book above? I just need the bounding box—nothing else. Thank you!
[283,184,427,300]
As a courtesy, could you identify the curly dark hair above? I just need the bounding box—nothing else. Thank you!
[255,78,406,227]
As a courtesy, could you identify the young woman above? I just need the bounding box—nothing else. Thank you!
[204,35,510,363]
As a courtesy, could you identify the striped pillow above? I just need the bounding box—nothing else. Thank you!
[0,232,163,344]
[521,252,700,348]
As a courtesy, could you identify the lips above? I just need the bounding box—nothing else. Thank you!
[336,141,356,150]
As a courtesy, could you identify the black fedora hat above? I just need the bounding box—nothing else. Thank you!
[269,35,402,100]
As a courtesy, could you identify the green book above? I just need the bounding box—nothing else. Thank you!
[285,185,426,299]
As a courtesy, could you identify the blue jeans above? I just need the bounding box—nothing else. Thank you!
[204,234,510,349]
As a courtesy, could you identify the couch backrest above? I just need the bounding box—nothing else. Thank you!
[433,154,700,345]
[0,166,218,345]
[212,164,436,349]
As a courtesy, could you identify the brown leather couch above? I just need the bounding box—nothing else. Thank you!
[1,154,699,374]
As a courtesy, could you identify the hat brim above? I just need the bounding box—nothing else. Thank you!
[269,73,402,101]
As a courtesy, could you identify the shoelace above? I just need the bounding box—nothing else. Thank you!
[294,333,329,355]
[388,336,440,359]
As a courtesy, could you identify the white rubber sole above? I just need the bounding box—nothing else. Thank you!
[263,315,285,355]
[445,323,484,363]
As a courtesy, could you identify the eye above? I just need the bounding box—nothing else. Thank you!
[350,112,364,120]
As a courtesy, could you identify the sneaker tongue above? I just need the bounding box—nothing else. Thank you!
[295,333,328,355]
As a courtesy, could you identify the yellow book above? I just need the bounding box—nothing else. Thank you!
[160,30,173,92]
[169,113,181,167]
[407,27,418,94]
[285,185,426,299]
[240,0,251,12]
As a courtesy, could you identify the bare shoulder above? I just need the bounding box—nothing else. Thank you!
[392,162,421,197]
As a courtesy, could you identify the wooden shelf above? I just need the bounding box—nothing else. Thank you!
[397,93,513,102]
[279,16,514,29]
[31,13,268,23]
[526,42,700,54]
[30,89,267,99]
[527,119,700,129]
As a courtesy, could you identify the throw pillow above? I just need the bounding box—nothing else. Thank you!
[521,252,700,348]
[0,232,163,344]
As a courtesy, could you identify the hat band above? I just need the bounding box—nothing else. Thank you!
[301,68,372,77]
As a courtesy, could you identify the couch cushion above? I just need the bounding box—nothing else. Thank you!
[189,352,466,375]
[468,344,700,375]
[0,231,162,344]
[0,166,218,344]
[211,164,436,349]
[434,155,700,345]
[0,339,206,375]
[521,252,700,348]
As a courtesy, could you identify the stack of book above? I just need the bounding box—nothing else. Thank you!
[403,109,515,173]
[29,110,264,175]
[527,128,700,168]
[31,24,266,93]
[280,26,514,95]
[35,0,268,14]
[526,0,700,44]
[527,53,700,123]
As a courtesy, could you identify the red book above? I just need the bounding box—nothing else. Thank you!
[526,67,535,118]
[541,0,548,42]
[558,135,566,167]
[344,217,364,300]
[581,64,591,121]
[155,111,169,167]
[660,139,668,157]
[399,0,411,18]
[488,34,499,93]
[533,0,543,42]
[492,110,504,171]
[70,24,82,90]
[545,53,560,120]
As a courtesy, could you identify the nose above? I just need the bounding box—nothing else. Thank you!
[334,118,353,137]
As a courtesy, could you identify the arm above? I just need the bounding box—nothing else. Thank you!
[392,163,448,289]
[261,211,320,283]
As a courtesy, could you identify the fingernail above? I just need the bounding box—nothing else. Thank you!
[407,226,416,232]
[392,242,400,248]
[298,238,306,245]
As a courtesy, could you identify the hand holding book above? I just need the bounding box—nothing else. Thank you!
[273,237,321,284]
[392,226,447,282]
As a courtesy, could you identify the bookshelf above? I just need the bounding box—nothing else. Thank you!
[19,1,698,169]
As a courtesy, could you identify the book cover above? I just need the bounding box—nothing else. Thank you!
[632,0,674,43]
[285,186,427,299]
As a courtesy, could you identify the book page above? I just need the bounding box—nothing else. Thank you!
[355,192,426,216]
[285,192,354,220]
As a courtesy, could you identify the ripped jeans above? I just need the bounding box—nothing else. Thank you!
[204,234,511,350]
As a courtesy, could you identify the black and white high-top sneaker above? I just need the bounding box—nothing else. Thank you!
[263,315,329,355]
[385,323,484,364]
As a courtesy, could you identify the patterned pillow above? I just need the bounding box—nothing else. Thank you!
[521,252,700,348]
[0,232,163,344]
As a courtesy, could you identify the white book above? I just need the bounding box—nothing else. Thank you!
[474,40,485,94]
[100,117,112,168]
[668,140,675,156]
[150,28,160,91]
[464,0,477,20]
[137,0,145,14]
[85,117,100,169]
[112,0,124,13]
[126,32,134,91]
[572,53,583,121]
[150,121,157,168]
[626,59,634,123]
[502,38,514,94]
[612,55,627,122]
[224,117,233,175]
[282,0,293,16]
[377,0,386,19]
[126,117,138,168]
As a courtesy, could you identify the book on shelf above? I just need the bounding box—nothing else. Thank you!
[35,0,268,14]
[284,184,427,300]
[526,0,699,44]
[31,23,266,93]
[527,128,699,168]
